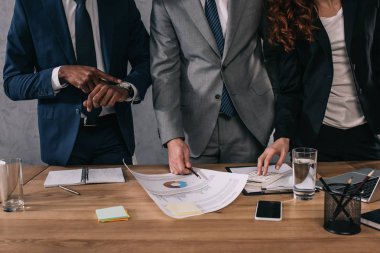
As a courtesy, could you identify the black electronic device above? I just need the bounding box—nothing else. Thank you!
[254,200,282,221]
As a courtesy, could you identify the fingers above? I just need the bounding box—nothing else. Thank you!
[257,148,275,176]
[169,155,187,175]
[167,139,191,175]
[257,153,264,175]
[257,138,290,175]
[88,75,99,91]
[92,85,109,108]
[64,66,120,93]
[99,89,114,106]
[262,151,273,176]
[183,145,192,175]
[85,85,102,112]
[275,150,287,170]
[80,83,91,94]
[108,93,121,107]
[184,148,192,170]
[170,155,189,175]
[96,69,122,84]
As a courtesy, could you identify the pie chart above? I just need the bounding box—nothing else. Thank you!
[163,181,188,188]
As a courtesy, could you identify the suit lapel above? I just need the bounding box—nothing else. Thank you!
[314,18,332,61]
[180,0,221,58]
[222,0,245,62]
[42,0,76,64]
[342,0,357,56]
[97,0,114,73]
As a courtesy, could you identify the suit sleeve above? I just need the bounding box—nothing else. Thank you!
[123,0,151,102]
[3,0,55,101]
[268,47,303,141]
[372,1,380,88]
[150,0,184,145]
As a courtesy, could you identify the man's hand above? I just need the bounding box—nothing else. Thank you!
[167,138,191,175]
[257,138,290,176]
[83,83,130,111]
[58,65,121,93]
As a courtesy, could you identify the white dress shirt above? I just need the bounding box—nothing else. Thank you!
[320,8,366,129]
[52,0,138,115]
[200,0,229,37]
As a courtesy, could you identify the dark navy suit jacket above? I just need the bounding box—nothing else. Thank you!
[3,0,151,165]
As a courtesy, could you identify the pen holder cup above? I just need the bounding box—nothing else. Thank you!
[323,183,361,235]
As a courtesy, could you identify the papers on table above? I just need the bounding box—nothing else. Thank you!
[131,169,208,195]
[44,167,125,187]
[228,164,293,194]
[126,166,248,219]
[96,206,130,223]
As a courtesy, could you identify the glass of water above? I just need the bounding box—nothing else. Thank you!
[0,158,24,212]
[292,148,317,200]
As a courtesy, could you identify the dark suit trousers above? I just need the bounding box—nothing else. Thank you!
[315,124,380,162]
[67,115,132,165]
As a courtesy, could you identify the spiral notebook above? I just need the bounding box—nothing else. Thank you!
[44,167,125,187]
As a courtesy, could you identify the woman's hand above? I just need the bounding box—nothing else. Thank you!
[257,138,290,175]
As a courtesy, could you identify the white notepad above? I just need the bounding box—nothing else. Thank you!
[44,167,125,187]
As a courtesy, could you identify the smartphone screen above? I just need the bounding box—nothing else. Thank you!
[255,200,282,221]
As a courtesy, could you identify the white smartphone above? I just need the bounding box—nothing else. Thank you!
[254,200,282,221]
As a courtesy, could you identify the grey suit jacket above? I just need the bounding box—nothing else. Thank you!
[151,0,274,157]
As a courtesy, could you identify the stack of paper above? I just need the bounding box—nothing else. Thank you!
[228,164,293,194]
[95,206,130,223]
[126,166,248,219]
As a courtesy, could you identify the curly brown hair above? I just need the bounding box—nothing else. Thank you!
[267,0,319,52]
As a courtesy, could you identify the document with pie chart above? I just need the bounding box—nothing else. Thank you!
[126,165,248,219]
[129,168,209,196]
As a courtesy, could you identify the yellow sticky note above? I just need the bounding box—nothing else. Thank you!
[165,202,202,217]
[96,206,130,223]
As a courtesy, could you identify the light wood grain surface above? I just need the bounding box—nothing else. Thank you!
[22,164,48,185]
[0,162,379,253]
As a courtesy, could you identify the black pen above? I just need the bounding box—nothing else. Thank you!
[58,185,80,195]
[187,167,201,179]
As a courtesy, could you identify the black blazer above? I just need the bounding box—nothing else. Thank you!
[265,0,380,147]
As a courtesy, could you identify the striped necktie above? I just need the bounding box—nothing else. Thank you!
[205,0,236,118]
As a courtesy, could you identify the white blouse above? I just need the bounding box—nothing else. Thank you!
[320,8,366,129]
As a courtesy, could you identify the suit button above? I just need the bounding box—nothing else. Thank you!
[75,108,80,114]
[359,88,363,94]
[221,65,226,71]
[215,94,221,100]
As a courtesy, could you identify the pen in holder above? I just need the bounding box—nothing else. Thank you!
[323,183,361,235]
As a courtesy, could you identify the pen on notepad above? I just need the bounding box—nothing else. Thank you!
[187,167,201,179]
[58,185,80,195]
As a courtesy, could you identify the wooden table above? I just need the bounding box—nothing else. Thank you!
[1,162,379,253]
[22,164,48,185]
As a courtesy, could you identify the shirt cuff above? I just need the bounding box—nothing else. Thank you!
[120,82,140,102]
[51,66,68,94]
